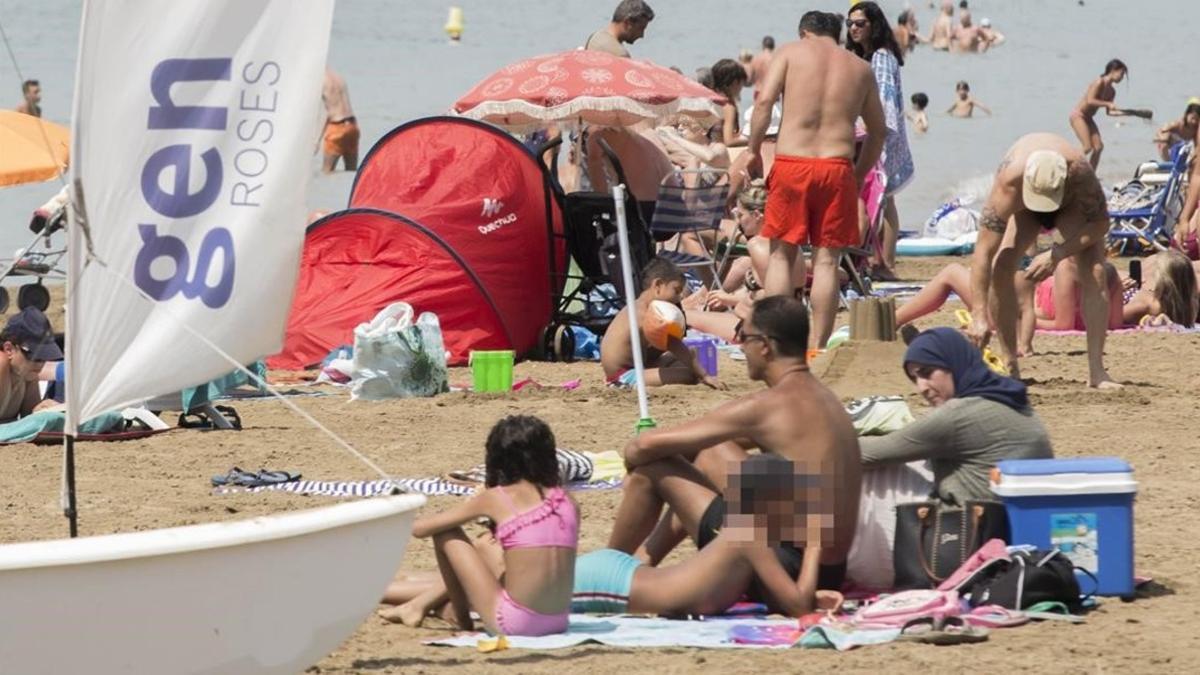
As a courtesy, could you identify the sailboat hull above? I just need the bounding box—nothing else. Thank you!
[0,494,425,674]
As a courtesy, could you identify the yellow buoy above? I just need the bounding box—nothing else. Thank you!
[444,6,464,42]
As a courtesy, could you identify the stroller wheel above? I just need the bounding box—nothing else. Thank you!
[537,322,560,362]
[17,282,50,312]
[0,287,9,313]
[552,324,576,363]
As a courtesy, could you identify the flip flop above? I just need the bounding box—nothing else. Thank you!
[254,469,300,486]
[897,616,989,645]
[964,605,1029,628]
[212,467,258,487]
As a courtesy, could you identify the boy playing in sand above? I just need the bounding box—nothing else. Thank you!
[908,92,930,133]
[947,81,991,118]
[600,258,722,389]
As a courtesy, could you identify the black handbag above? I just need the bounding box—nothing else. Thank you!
[893,500,1010,590]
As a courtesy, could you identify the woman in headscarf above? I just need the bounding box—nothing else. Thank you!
[859,328,1053,505]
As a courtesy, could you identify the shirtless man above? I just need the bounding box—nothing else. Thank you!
[15,79,41,117]
[607,296,862,597]
[0,307,62,422]
[928,1,954,51]
[746,10,886,348]
[953,14,982,52]
[584,0,654,58]
[749,36,775,102]
[321,68,359,173]
[966,133,1120,389]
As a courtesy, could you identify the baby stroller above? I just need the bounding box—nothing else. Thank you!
[533,134,656,361]
[0,186,68,313]
[1107,141,1192,255]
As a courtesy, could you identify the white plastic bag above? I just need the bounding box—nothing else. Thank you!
[350,303,449,400]
[922,200,980,240]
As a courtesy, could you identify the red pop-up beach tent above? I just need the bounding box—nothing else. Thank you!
[268,117,565,369]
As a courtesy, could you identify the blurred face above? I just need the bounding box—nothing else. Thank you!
[25,84,41,104]
[723,465,833,548]
[1186,110,1200,127]
[906,362,956,407]
[1109,68,1126,83]
[957,85,969,100]
[4,342,45,381]
[847,10,869,45]
[622,18,650,43]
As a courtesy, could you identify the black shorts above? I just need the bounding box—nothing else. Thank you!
[697,497,846,604]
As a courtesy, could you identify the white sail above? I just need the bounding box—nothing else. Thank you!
[66,0,334,430]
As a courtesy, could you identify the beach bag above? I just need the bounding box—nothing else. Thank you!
[851,589,961,628]
[350,303,449,400]
[960,549,1087,610]
[893,500,1010,590]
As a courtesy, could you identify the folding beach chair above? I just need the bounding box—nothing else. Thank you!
[1107,142,1192,255]
[650,169,730,286]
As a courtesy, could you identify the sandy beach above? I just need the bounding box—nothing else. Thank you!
[3,256,1198,672]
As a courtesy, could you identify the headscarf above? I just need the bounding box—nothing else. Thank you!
[903,327,1029,411]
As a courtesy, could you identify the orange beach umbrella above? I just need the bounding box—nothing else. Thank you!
[0,110,70,187]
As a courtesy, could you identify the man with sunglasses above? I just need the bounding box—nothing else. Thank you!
[607,296,862,597]
[0,307,62,422]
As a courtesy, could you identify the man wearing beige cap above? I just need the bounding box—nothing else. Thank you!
[966,133,1119,389]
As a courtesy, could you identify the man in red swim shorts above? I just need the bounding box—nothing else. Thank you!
[747,11,886,347]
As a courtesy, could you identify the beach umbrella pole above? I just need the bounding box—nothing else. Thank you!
[611,184,655,432]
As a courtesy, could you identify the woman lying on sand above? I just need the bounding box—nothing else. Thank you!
[895,250,1197,354]
[572,454,843,618]
[381,415,579,636]
[860,327,1053,504]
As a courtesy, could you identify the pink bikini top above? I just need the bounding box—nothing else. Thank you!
[494,486,579,550]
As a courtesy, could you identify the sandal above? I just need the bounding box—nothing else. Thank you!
[896,616,989,645]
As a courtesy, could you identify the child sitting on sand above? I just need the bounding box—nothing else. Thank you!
[907,92,930,133]
[390,415,579,636]
[573,454,845,618]
[600,258,722,389]
[947,81,991,118]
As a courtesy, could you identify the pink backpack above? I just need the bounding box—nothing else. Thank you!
[851,589,961,628]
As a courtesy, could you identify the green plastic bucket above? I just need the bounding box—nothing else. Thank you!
[470,350,514,392]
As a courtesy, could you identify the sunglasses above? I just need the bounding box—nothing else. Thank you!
[846,18,868,28]
[736,326,776,345]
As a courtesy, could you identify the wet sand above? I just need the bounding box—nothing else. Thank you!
[2,257,1198,672]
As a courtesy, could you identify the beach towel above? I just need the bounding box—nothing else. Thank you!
[426,614,804,650]
[0,410,130,444]
[214,475,624,498]
[1037,323,1200,336]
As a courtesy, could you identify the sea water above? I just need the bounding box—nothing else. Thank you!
[0,0,1191,261]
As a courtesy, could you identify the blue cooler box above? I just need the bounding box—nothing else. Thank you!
[991,457,1136,597]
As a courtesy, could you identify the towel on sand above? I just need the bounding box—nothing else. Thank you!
[426,614,803,650]
[0,411,126,444]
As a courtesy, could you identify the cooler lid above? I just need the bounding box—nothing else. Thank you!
[997,457,1132,476]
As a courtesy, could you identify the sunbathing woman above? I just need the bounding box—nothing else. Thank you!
[573,454,843,618]
[398,415,578,636]
[1069,59,1128,169]
[860,328,1053,505]
[898,250,1196,346]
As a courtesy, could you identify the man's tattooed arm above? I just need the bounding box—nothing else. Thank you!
[979,205,1008,233]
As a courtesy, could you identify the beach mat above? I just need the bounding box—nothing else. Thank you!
[1037,323,1200,336]
[425,614,804,650]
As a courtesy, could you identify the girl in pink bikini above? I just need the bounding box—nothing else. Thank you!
[406,415,579,636]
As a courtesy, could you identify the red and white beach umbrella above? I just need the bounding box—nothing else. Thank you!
[453,49,724,129]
